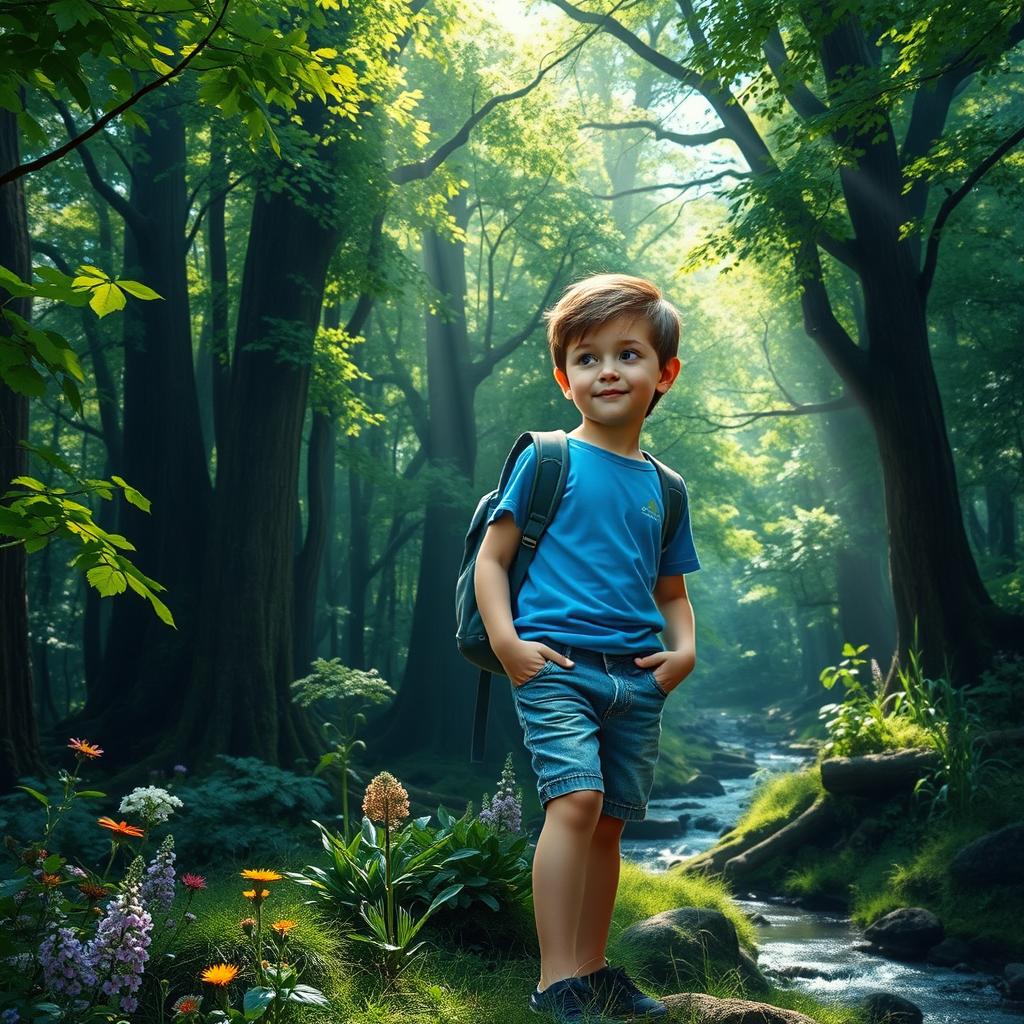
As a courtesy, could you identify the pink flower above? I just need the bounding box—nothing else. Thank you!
[181,874,206,891]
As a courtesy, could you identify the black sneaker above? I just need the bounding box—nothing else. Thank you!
[582,964,667,1018]
[529,976,605,1022]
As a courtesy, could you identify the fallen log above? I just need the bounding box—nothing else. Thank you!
[819,749,938,795]
[723,795,836,880]
[677,819,782,876]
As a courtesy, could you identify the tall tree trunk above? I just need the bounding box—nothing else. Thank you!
[0,106,44,790]
[74,91,212,765]
[175,178,340,767]
[345,431,372,668]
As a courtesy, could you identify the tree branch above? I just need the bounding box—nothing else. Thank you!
[763,27,829,120]
[184,170,252,251]
[580,119,730,148]
[0,0,232,186]
[919,119,1024,299]
[590,169,749,200]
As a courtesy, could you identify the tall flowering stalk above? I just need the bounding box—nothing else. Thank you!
[361,771,409,944]
[479,754,524,833]
[140,835,176,911]
[240,869,282,983]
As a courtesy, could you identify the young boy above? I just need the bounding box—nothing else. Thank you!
[474,274,700,1022]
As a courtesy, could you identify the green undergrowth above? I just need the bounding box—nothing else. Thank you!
[724,765,823,841]
[716,751,1024,959]
[166,857,861,1024]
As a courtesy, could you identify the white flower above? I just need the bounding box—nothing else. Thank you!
[119,786,183,824]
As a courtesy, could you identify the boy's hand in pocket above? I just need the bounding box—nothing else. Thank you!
[498,639,574,687]
[635,647,695,695]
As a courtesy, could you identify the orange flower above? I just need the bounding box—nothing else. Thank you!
[172,994,202,1015]
[242,888,270,902]
[240,917,256,935]
[40,873,62,887]
[78,882,109,900]
[97,817,144,838]
[240,868,282,883]
[68,737,103,759]
[270,919,297,937]
[200,963,239,987]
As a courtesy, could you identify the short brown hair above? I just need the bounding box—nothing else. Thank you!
[544,273,680,416]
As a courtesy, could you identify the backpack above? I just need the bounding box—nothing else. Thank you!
[455,428,688,763]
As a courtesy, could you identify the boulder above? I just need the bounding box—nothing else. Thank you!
[1005,962,1024,1000]
[679,774,727,796]
[858,991,923,1024]
[662,993,818,1023]
[925,936,974,967]
[863,907,944,959]
[949,823,1024,889]
[617,907,769,995]
[694,815,722,831]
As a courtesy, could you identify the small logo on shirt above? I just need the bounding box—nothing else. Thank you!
[640,499,661,523]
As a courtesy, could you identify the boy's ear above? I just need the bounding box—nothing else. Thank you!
[553,366,572,396]
[656,356,682,394]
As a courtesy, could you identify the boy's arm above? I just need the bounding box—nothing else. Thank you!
[474,514,576,683]
[634,574,696,693]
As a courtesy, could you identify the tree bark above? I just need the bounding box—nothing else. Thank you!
[73,90,212,764]
[723,795,837,879]
[819,749,938,795]
[0,106,44,790]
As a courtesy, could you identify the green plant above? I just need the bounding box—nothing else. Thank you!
[290,658,396,843]
[818,643,893,756]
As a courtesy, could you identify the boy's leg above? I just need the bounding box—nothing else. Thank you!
[574,812,625,977]
[533,788,604,991]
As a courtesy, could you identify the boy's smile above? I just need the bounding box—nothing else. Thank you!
[553,314,680,453]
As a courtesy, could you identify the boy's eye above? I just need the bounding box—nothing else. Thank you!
[577,350,639,365]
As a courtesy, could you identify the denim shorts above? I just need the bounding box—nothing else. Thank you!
[508,640,669,821]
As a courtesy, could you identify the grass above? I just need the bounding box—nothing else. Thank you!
[153,844,865,1024]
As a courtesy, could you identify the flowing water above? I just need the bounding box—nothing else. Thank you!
[618,709,1023,1024]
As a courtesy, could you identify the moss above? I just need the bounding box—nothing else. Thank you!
[726,766,823,840]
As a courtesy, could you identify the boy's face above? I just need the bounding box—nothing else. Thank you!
[553,314,681,426]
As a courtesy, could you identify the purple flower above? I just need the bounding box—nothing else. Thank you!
[38,927,97,996]
[173,764,188,775]
[140,835,175,911]
[2,1009,21,1024]
[84,865,152,1010]
[479,754,524,832]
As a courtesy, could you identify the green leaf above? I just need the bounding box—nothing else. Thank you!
[242,987,275,1021]
[76,790,107,798]
[0,876,29,898]
[86,563,127,597]
[16,785,49,807]
[110,476,151,512]
[88,283,127,318]
[117,279,163,301]
[287,985,330,1007]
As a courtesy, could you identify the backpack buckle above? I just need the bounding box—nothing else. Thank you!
[521,535,538,549]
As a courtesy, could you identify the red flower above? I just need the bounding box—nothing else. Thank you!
[182,873,207,891]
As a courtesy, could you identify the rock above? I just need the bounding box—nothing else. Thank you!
[679,774,726,796]
[1005,962,1024,999]
[617,907,769,995]
[858,991,923,1024]
[949,823,1024,889]
[663,993,818,1023]
[925,936,974,967]
[775,964,829,979]
[745,911,770,926]
[863,907,944,959]
[622,813,684,839]
[693,814,721,830]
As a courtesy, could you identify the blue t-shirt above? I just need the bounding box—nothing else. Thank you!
[486,437,700,653]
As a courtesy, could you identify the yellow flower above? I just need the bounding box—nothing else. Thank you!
[270,919,297,937]
[240,868,282,883]
[362,771,410,831]
[242,888,270,902]
[200,963,239,987]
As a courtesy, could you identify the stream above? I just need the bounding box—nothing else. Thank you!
[618,709,1023,1024]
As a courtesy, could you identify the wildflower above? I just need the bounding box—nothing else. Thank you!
[181,873,206,891]
[120,996,138,1013]
[172,994,203,1015]
[240,917,256,935]
[84,859,152,1009]
[1,1009,20,1023]
[68,737,103,759]
[39,927,96,996]
[40,872,62,887]
[362,771,410,831]
[200,963,239,986]
[479,753,523,832]
[97,817,144,838]
[270,919,297,937]
[184,911,196,924]
[173,764,188,775]
[119,785,183,826]
[240,868,282,882]
[140,835,176,910]
[78,882,109,901]
[66,865,88,879]
[242,888,270,903]
[21,847,46,864]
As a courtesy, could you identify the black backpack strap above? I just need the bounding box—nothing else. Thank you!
[642,449,686,554]
[508,430,568,600]
[471,669,491,764]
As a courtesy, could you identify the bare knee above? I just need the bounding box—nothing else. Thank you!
[544,789,604,831]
